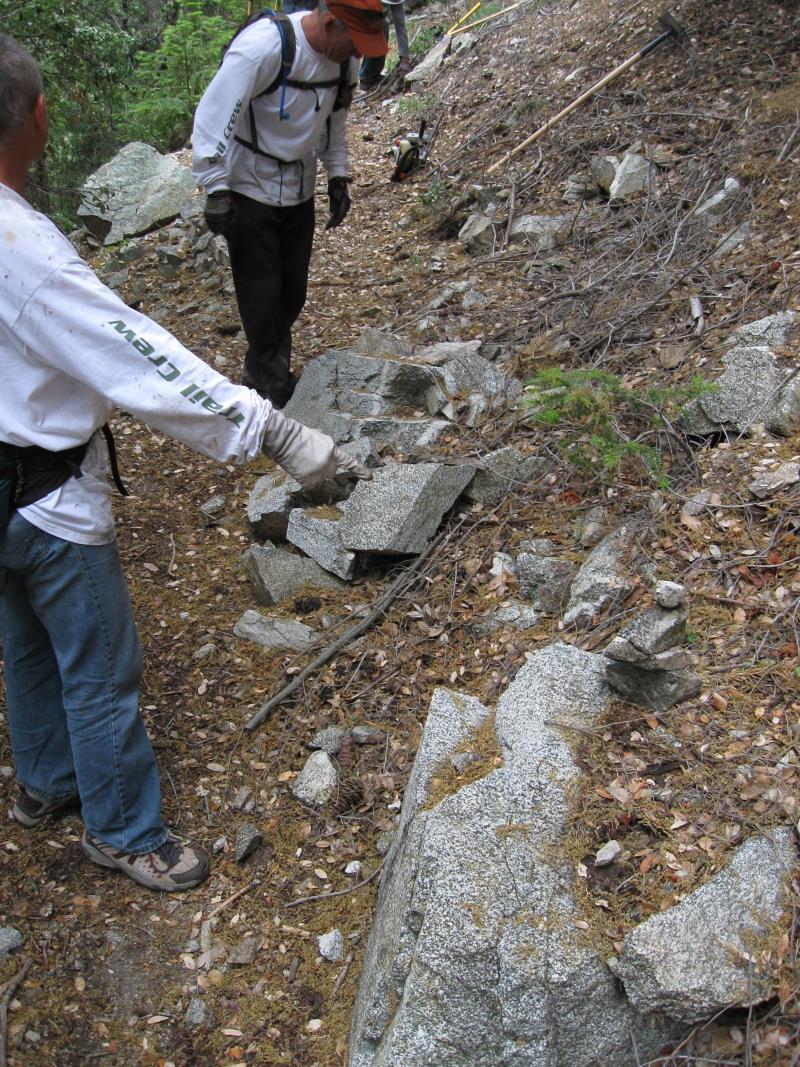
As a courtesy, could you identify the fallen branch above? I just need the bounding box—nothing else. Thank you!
[501,179,516,253]
[286,858,386,909]
[0,959,32,1067]
[331,950,356,997]
[245,514,471,731]
[206,879,258,921]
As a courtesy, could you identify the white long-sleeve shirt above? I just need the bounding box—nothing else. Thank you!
[191,13,357,206]
[0,183,274,545]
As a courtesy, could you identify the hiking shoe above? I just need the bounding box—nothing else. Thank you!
[81,830,210,892]
[12,788,80,828]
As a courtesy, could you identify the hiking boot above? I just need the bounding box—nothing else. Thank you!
[241,371,298,409]
[12,787,80,828]
[81,830,210,892]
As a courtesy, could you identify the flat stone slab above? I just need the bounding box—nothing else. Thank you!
[233,610,318,651]
[612,605,688,658]
[241,544,344,604]
[618,830,797,1023]
[287,507,356,580]
[339,463,474,555]
[605,661,701,712]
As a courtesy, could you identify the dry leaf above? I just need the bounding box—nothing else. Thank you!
[639,853,657,874]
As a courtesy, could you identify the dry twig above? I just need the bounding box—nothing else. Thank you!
[0,959,32,1067]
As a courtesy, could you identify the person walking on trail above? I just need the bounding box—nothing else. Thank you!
[359,0,411,91]
[191,0,388,408]
[0,33,370,894]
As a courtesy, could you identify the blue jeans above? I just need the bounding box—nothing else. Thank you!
[0,514,166,853]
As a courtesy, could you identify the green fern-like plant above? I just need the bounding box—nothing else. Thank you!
[523,368,711,488]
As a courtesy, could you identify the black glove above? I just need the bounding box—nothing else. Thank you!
[204,191,234,237]
[325,176,351,230]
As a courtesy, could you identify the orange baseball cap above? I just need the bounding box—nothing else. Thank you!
[328,0,388,57]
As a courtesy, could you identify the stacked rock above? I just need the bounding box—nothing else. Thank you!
[604,581,701,712]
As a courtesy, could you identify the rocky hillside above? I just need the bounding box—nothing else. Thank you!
[1,0,799,1064]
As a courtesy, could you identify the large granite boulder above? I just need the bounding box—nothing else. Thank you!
[349,644,678,1067]
[241,544,344,604]
[78,142,196,245]
[679,312,800,436]
[618,830,796,1023]
[283,333,520,453]
[339,463,475,555]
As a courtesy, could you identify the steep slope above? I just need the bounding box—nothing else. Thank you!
[0,0,799,1064]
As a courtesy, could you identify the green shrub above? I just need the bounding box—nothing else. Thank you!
[410,25,443,57]
[123,0,245,150]
[522,368,711,488]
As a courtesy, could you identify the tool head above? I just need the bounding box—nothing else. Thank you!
[658,10,689,43]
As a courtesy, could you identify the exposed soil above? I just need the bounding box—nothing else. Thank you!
[2,0,800,1064]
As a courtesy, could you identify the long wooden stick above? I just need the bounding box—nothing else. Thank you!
[245,515,468,731]
[448,1,525,38]
[206,879,257,922]
[488,51,646,172]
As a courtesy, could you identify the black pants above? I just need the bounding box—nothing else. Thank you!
[227,192,315,407]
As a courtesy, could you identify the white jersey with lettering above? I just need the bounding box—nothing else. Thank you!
[191,13,357,205]
[0,182,273,545]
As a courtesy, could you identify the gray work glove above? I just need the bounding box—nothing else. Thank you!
[325,176,351,230]
[204,190,235,237]
[262,408,373,488]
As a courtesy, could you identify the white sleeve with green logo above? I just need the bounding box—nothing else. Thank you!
[15,262,273,464]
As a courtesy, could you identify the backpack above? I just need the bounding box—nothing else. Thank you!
[223,8,352,158]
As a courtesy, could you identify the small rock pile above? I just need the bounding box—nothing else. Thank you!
[604,580,701,712]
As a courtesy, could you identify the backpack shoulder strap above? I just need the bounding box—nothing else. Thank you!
[257,10,297,109]
[223,9,296,127]
[333,59,353,112]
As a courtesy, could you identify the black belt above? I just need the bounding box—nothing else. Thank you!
[0,423,127,513]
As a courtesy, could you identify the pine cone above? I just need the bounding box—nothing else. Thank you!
[332,778,363,815]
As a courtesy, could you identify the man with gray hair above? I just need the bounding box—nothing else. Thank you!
[0,33,370,892]
[0,32,43,140]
